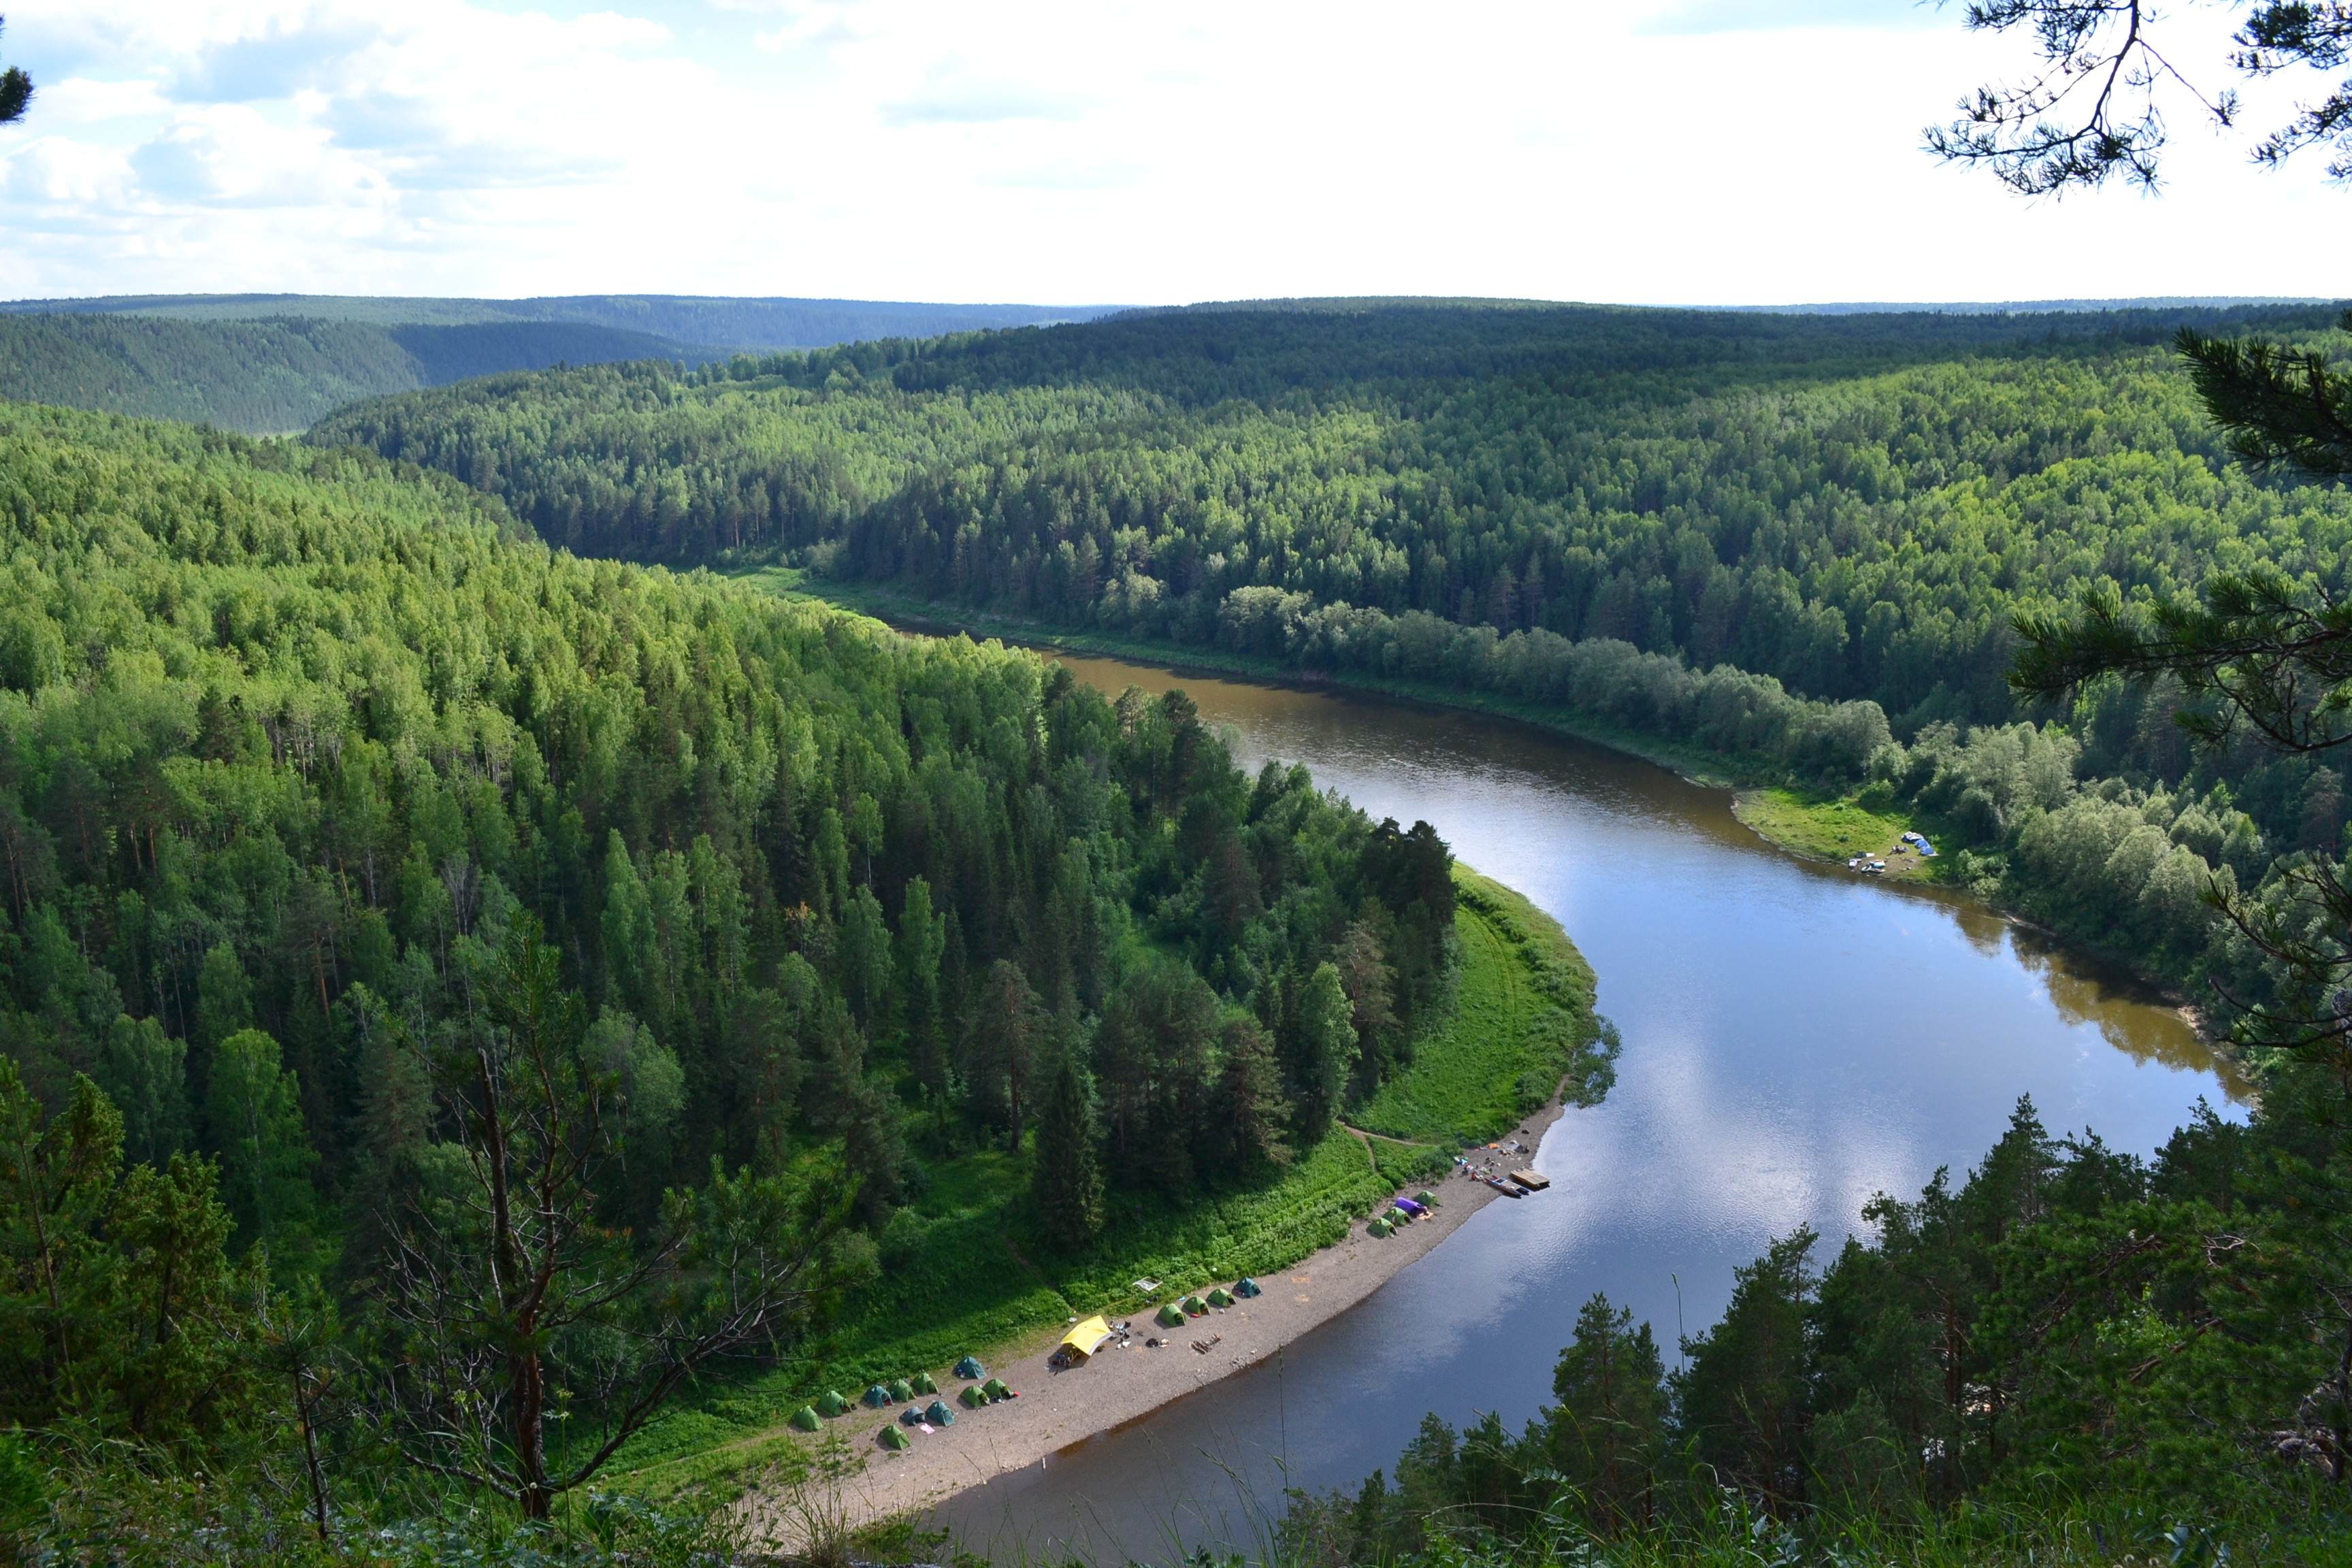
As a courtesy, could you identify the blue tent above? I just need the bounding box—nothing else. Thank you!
[926,1399,956,1426]
[1234,1277,1262,1298]
[862,1384,892,1408]
[953,1355,986,1380]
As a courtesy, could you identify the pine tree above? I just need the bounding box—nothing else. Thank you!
[1209,1018,1290,1176]
[205,1028,317,1255]
[1030,1049,1102,1252]
[1288,962,1357,1141]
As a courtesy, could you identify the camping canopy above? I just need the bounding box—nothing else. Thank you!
[1207,1288,1234,1308]
[953,1355,986,1380]
[887,1378,914,1402]
[879,1424,911,1452]
[1156,1302,1186,1328]
[817,1390,851,1416]
[862,1384,892,1407]
[911,1371,938,1395]
[926,1399,955,1426]
[1234,1277,1262,1298]
[958,1384,987,1408]
[788,1406,821,1433]
[1060,1315,1113,1360]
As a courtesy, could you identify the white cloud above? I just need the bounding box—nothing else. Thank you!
[0,0,2343,305]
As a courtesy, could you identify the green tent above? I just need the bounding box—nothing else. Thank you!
[1234,1277,1262,1298]
[1207,1288,1235,1308]
[926,1399,956,1426]
[958,1383,988,1408]
[1156,1301,1186,1328]
[879,1424,911,1452]
[1368,1217,1393,1237]
[788,1405,821,1433]
[1415,1190,1438,1207]
[862,1384,892,1407]
[887,1378,914,1403]
[954,1355,987,1379]
[981,1377,1012,1401]
[1181,1295,1207,1316]
[816,1389,851,1417]
[911,1371,938,1395]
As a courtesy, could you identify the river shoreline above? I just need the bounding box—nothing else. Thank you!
[751,571,2215,1033]
[755,1100,1571,1544]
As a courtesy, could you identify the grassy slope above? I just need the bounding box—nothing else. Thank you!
[613,870,1599,1488]
[1731,787,1946,885]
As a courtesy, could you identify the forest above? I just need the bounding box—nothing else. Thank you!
[0,397,1535,1559]
[0,314,722,434]
[0,295,2348,1563]
[305,299,2352,1003]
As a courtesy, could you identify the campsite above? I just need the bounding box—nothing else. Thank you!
[752,1100,1561,1542]
[764,1102,1565,1533]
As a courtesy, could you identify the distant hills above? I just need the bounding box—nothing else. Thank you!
[0,293,1118,431]
[1,291,2336,434]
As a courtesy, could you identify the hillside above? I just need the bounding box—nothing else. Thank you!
[0,312,713,431]
[0,292,1114,346]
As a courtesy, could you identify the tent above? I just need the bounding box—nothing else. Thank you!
[1234,1277,1262,1298]
[879,1424,911,1452]
[898,1405,926,1427]
[1155,1302,1187,1328]
[1368,1217,1393,1237]
[953,1355,987,1380]
[1393,1198,1426,1218]
[926,1399,956,1426]
[958,1384,988,1409]
[1206,1288,1234,1308]
[1414,1190,1438,1207]
[788,1405,821,1433]
[981,1377,1013,1401]
[887,1378,915,1403]
[816,1390,851,1417]
[862,1384,892,1408]
[1181,1295,1207,1316]
[1059,1315,1113,1362]
[911,1371,938,1395]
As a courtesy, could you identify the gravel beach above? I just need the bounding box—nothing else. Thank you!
[751,1096,1569,1541]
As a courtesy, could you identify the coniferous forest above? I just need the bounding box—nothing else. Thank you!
[1,291,2349,1568]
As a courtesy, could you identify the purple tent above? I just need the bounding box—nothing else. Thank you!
[1392,1197,1428,1218]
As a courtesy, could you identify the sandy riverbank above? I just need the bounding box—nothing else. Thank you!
[751,1096,1570,1542]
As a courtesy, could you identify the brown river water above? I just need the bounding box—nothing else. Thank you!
[930,649,2245,1563]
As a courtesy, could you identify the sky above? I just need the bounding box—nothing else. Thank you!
[0,0,2345,308]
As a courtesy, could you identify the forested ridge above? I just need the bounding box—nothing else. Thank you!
[309,299,2352,1004]
[0,397,1529,1558]
[0,313,719,434]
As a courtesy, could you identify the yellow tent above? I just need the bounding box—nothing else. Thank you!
[1058,1315,1113,1361]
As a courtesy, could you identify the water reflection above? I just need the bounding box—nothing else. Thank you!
[930,648,2244,1563]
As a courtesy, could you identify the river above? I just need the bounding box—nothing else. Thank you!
[932,650,2245,1563]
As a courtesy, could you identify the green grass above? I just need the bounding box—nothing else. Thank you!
[609,877,1595,1490]
[1356,869,1608,1144]
[1731,787,1948,883]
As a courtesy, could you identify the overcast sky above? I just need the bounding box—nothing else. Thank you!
[0,0,2343,307]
